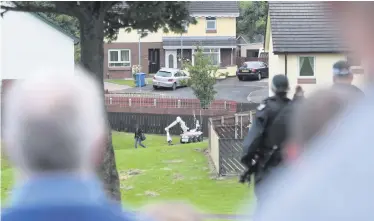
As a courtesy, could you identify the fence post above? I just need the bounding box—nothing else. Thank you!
[129,98,132,107]
[177,99,181,108]
[224,101,227,110]
[234,114,238,139]
[153,98,157,107]
[221,116,224,125]
[109,97,112,105]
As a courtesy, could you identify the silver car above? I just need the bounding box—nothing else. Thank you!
[152,68,190,90]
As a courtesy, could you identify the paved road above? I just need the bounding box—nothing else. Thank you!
[119,77,268,103]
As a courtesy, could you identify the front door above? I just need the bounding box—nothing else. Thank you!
[165,50,177,69]
[148,49,160,74]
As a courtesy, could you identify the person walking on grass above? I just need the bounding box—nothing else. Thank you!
[134,124,146,148]
[1,67,141,221]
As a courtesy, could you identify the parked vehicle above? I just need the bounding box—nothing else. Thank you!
[153,68,190,90]
[236,61,269,81]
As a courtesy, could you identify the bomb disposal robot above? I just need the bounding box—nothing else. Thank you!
[165,116,203,145]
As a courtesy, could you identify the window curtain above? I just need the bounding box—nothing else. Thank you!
[110,51,118,62]
[299,57,305,73]
[121,51,129,62]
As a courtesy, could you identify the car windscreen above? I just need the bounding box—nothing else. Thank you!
[245,62,260,68]
[156,71,172,77]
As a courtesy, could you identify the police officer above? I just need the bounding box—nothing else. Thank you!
[332,60,364,95]
[240,74,291,218]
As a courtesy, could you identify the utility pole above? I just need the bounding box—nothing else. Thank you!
[137,30,142,68]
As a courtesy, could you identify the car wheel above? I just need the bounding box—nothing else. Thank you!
[153,85,158,90]
[257,72,262,81]
[172,83,177,90]
[197,135,203,142]
[238,76,243,81]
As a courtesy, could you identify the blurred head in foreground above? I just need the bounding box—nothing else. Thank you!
[2,66,107,180]
[142,201,202,221]
[330,2,374,73]
[285,88,357,161]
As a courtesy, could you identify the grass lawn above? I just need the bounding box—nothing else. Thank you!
[105,79,136,87]
[1,132,254,215]
[105,78,153,88]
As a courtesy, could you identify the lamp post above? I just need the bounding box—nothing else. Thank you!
[180,33,183,69]
[137,30,142,68]
[137,29,148,92]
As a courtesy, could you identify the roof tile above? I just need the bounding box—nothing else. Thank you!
[269,1,346,53]
[188,1,239,14]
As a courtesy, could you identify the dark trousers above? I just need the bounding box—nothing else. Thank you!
[134,138,146,148]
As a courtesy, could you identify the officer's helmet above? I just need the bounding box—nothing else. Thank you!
[271,74,289,93]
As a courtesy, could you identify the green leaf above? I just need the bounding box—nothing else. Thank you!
[183,46,218,109]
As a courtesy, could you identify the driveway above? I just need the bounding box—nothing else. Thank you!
[119,77,269,103]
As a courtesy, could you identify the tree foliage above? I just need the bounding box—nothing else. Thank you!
[183,47,217,109]
[237,1,268,42]
[1,1,194,201]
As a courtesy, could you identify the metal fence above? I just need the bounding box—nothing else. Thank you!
[208,111,256,176]
[105,94,237,111]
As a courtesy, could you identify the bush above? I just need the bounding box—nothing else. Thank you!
[183,46,217,108]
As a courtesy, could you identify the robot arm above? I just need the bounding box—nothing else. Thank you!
[165,117,189,144]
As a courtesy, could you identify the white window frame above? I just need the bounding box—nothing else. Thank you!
[192,48,221,66]
[206,17,217,31]
[108,49,131,67]
[298,56,316,78]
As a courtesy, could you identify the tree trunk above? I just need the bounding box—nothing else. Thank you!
[79,15,121,201]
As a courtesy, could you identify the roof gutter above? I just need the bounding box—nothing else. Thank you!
[274,51,345,55]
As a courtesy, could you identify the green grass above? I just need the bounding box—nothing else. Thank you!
[1,132,253,214]
[105,79,136,87]
[105,78,152,88]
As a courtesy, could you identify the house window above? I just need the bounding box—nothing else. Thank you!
[206,17,216,31]
[202,48,220,66]
[108,49,131,67]
[168,54,174,68]
[298,56,315,77]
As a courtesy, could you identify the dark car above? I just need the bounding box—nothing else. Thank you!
[237,61,269,81]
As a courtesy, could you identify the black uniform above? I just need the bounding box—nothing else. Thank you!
[241,95,291,184]
[240,94,291,221]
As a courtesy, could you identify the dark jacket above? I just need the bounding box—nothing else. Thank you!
[134,128,143,139]
[241,95,291,184]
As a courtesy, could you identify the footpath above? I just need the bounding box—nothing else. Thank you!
[104,82,131,92]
